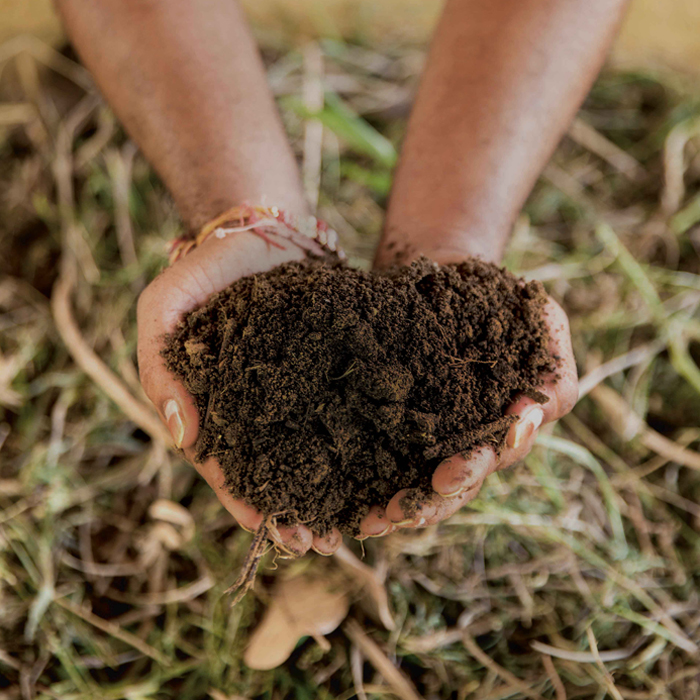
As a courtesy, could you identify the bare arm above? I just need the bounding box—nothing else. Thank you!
[373,0,606,528]
[376,0,629,267]
[55,0,307,229]
[55,0,333,555]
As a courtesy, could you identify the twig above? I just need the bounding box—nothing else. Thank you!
[0,102,35,126]
[590,384,700,472]
[661,115,700,215]
[105,141,144,292]
[350,645,369,700]
[111,576,214,606]
[302,42,324,212]
[614,607,698,655]
[438,350,498,368]
[569,117,646,182]
[462,633,546,700]
[54,598,170,666]
[226,511,302,606]
[0,647,23,672]
[531,641,633,663]
[0,35,93,91]
[586,627,625,700]
[51,256,171,444]
[578,340,665,398]
[344,619,424,700]
[540,654,567,700]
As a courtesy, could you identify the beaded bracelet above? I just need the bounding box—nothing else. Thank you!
[168,204,344,265]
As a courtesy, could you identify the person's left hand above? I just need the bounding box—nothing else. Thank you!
[355,295,578,539]
[137,231,343,557]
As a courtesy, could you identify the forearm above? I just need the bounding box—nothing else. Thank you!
[376,0,629,267]
[56,0,306,231]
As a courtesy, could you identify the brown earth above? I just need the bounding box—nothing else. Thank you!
[163,256,553,535]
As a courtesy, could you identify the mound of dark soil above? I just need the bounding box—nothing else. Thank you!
[163,256,552,535]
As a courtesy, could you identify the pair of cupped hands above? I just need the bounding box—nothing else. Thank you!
[137,230,578,556]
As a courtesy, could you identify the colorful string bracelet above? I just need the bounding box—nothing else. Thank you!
[168,204,344,265]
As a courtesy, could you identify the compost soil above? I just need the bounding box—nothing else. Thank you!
[163,256,553,535]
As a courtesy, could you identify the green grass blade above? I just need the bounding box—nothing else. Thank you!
[670,191,700,235]
[595,223,663,316]
[340,161,393,195]
[667,328,700,397]
[282,92,397,168]
[537,434,628,559]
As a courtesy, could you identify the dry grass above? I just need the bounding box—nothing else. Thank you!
[1,32,700,700]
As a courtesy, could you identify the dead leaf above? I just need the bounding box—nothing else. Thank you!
[244,575,349,670]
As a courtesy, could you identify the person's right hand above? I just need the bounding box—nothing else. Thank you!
[137,232,344,557]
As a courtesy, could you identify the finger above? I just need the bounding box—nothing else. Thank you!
[191,455,264,532]
[431,446,498,497]
[536,298,579,423]
[505,397,545,452]
[311,528,343,556]
[137,264,214,450]
[498,413,541,472]
[137,231,305,448]
[499,299,576,455]
[386,489,438,527]
[422,479,485,527]
[358,505,394,538]
[276,524,314,556]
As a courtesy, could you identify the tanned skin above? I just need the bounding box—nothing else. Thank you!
[56,0,627,554]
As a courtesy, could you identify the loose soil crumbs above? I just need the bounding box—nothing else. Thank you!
[163,256,553,535]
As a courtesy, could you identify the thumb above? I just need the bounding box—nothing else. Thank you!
[137,230,307,449]
[136,266,204,450]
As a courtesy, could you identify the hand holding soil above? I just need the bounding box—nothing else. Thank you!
[137,230,340,555]
[422,292,577,526]
[142,231,578,556]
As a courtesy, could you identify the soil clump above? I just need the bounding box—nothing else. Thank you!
[163,256,553,535]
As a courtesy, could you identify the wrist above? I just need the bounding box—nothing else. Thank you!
[179,186,310,234]
[170,204,341,265]
[374,222,508,269]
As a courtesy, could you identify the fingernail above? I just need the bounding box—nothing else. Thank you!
[440,480,483,500]
[438,480,471,498]
[435,458,473,497]
[311,544,334,557]
[368,523,391,538]
[440,486,468,498]
[164,399,185,448]
[508,406,544,449]
[392,502,436,526]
